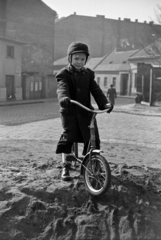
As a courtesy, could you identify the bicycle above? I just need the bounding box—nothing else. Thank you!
[69,99,111,197]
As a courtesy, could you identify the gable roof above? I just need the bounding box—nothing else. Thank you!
[86,56,106,69]
[129,40,161,67]
[53,55,107,73]
[95,48,139,72]
[54,56,68,66]
[53,56,68,73]
[129,47,160,60]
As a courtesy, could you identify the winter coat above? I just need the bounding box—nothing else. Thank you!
[107,88,117,105]
[56,65,108,143]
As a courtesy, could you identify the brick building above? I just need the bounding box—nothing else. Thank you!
[0,0,57,101]
[54,13,160,60]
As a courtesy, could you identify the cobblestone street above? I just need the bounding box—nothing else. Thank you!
[0,101,161,149]
[0,100,60,126]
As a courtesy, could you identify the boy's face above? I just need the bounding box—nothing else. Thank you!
[71,53,86,70]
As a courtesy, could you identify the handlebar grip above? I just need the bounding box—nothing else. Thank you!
[105,103,112,108]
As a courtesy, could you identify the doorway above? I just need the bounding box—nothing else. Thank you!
[6,75,15,101]
[120,73,128,95]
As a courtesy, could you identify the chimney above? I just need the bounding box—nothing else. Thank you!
[135,19,138,22]
[73,12,76,15]
[118,17,121,20]
[149,21,154,25]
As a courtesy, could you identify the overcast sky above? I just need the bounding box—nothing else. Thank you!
[42,0,160,23]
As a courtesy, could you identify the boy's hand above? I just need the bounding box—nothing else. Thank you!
[60,97,70,108]
[104,103,113,113]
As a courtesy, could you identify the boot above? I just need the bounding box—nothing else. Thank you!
[61,163,72,181]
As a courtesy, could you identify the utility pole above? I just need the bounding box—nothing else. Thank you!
[142,75,144,101]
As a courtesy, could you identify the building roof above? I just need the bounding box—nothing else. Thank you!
[129,39,161,59]
[95,48,138,72]
[86,56,106,69]
[129,40,161,67]
[129,48,159,60]
[53,55,106,73]
[54,56,68,66]
[95,63,130,71]
[129,56,161,67]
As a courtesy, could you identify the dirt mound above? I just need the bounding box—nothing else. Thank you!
[0,140,161,240]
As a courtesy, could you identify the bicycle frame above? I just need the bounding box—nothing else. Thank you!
[70,100,110,151]
[89,113,97,149]
[69,100,111,196]
[70,100,110,172]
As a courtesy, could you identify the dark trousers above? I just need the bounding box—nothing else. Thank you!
[56,137,100,156]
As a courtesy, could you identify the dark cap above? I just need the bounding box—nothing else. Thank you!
[67,42,90,56]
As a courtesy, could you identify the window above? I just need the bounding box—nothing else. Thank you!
[35,82,38,91]
[30,82,34,91]
[104,77,108,87]
[113,77,116,87]
[6,75,15,99]
[39,81,42,91]
[7,45,14,58]
[97,77,100,85]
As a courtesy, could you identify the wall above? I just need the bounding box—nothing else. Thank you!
[0,0,6,36]
[95,72,120,94]
[129,62,137,95]
[55,14,112,60]
[0,39,22,101]
[54,14,160,60]
[6,0,56,75]
[0,0,57,101]
[95,70,136,96]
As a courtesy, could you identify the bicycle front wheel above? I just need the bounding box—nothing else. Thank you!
[83,154,111,196]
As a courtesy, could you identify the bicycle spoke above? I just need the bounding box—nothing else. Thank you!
[83,154,111,196]
[87,172,105,189]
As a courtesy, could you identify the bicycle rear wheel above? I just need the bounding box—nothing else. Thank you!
[83,154,111,196]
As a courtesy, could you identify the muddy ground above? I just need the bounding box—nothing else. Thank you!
[0,139,161,240]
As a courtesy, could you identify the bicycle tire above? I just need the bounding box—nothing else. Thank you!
[83,154,111,196]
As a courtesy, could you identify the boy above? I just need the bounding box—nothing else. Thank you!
[56,42,113,181]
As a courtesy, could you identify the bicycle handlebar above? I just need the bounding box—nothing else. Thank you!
[70,100,111,114]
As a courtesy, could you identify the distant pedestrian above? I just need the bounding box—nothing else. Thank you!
[107,84,117,105]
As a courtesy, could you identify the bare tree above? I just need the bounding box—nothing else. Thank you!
[139,4,161,59]
[155,4,161,24]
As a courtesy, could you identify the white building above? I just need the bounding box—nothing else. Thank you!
[94,49,139,96]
